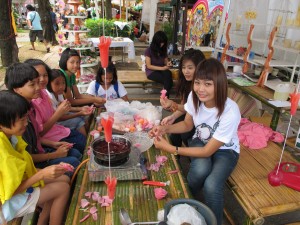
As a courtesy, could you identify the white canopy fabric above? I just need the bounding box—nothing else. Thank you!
[142,0,158,42]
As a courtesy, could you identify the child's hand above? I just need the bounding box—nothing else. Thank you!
[161,115,176,125]
[41,165,67,179]
[52,141,69,149]
[55,144,70,158]
[59,162,74,172]
[81,105,94,115]
[94,97,106,105]
[56,99,71,115]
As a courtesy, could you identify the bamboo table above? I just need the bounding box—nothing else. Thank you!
[227,142,300,225]
[65,119,191,225]
[228,79,285,131]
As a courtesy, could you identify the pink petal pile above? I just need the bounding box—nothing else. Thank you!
[154,188,168,200]
[80,191,114,222]
[148,155,168,172]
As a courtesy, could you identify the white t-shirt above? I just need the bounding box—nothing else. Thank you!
[46,90,64,110]
[184,92,241,153]
[86,80,127,100]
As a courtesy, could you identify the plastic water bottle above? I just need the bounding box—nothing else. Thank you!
[168,44,173,56]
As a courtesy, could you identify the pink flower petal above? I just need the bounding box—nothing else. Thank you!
[80,199,90,208]
[156,155,168,164]
[92,213,98,221]
[80,214,90,223]
[101,202,110,207]
[85,192,92,198]
[90,206,98,214]
[154,188,168,200]
[92,192,100,201]
[134,143,142,148]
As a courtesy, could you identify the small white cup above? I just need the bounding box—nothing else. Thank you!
[254,67,262,76]
[233,65,242,74]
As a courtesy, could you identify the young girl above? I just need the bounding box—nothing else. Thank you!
[5,62,81,178]
[86,62,129,101]
[59,48,106,106]
[160,49,205,147]
[0,90,70,225]
[149,58,241,225]
[24,59,86,153]
[145,31,173,98]
[47,69,93,136]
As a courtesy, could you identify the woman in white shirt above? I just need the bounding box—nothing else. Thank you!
[149,58,241,225]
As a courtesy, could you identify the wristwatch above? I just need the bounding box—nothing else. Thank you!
[173,146,179,155]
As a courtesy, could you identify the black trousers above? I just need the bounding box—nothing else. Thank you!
[148,70,173,98]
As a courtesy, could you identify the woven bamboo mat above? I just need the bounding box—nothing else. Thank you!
[228,141,300,222]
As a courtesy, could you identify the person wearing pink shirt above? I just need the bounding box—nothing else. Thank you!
[25,59,86,153]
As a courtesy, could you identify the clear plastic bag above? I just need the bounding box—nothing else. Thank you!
[167,204,207,225]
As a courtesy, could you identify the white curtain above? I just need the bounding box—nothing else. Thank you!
[141,0,158,42]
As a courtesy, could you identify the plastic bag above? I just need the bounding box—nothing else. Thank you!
[167,204,207,225]
[103,99,162,132]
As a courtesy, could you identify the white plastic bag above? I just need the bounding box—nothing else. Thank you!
[167,204,207,225]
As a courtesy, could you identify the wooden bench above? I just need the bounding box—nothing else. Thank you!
[226,142,300,225]
[118,69,179,89]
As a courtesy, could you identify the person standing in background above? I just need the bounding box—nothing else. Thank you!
[50,8,58,33]
[26,4,50,53]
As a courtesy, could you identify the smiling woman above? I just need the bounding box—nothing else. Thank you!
[149,58,241,225]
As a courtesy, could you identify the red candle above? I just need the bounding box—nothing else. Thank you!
[98,36,111,68]
[105,176,117,199]
[101,114,114,143]
[289,92,300,116]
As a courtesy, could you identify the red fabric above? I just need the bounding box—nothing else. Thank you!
[238,118,284,149]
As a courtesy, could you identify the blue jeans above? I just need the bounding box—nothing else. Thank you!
[187,138,239,225]
[60,129,86,153]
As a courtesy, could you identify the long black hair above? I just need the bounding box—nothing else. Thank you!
[192,58,228,117]
[176,48,205,102]
[96,62,118,85]
[150,31,168,58]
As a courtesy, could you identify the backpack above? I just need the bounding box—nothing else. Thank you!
[95,81,120,98]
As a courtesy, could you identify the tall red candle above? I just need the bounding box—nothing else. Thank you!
[289,92,300,116]
[101,113,114,143]
[98,36,111,68]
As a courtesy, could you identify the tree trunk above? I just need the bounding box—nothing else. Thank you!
[0,0,19,67]
[37,0,58,45]
[106,0,112,20]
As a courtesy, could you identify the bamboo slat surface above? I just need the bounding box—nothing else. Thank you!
[228,141,300,221]
[65,120,191,225]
